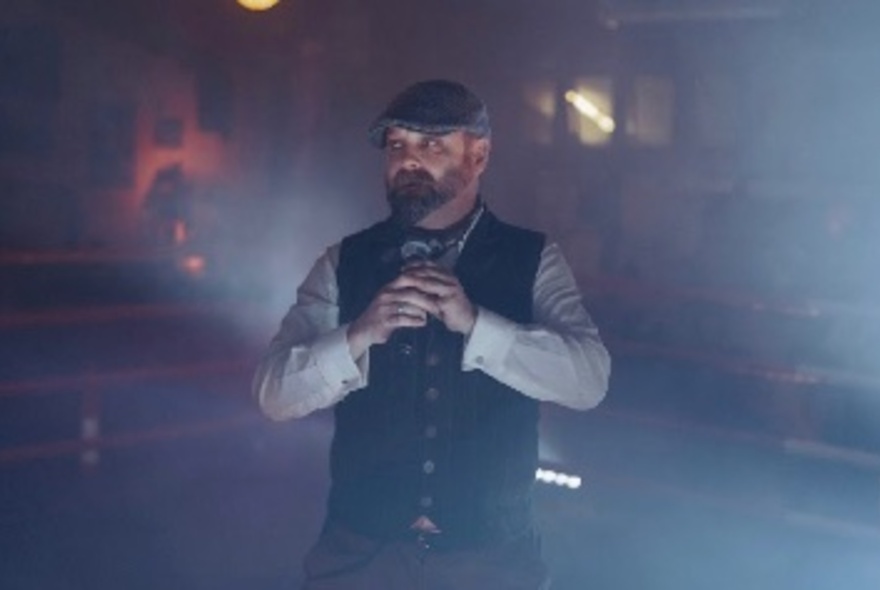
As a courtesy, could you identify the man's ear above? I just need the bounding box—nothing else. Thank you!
[471,137,491,170]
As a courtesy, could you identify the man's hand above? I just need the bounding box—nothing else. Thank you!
[401,262,477,336]
[346,274,440,359]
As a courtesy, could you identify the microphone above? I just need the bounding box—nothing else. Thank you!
[400,238,438,264]
[395,238,443,357]
[400,237,458,270]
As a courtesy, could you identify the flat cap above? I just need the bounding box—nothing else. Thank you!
[368,79,490,148]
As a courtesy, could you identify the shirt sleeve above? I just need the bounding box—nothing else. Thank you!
[462,242,610,410]
[252,244,369,421]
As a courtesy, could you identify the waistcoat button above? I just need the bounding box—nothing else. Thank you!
[425,387,440,401]
[423,460,435,474]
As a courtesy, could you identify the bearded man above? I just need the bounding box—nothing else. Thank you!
[253,79,611,590]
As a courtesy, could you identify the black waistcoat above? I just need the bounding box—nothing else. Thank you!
[330,210,545,548]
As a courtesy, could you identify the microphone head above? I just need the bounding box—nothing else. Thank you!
[400,239,435,263]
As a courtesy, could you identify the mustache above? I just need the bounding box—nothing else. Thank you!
[391,169,435,188]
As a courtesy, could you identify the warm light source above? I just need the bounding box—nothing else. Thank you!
[237,0,282,11]
[565,90,616,133]
[178,254,207,278]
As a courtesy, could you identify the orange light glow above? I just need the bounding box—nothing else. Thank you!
[173,220,188,246]
[179,255,207,277]
[236,0,282,11]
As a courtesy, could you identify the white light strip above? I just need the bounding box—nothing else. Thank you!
[564,90,616,133]
[535,467,583,490]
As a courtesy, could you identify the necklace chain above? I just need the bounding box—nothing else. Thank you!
[455,204,484,254]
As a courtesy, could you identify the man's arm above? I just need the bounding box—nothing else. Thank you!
[252,246,368,421]
[462,243,610,410]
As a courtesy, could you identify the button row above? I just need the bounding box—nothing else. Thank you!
[397,345,443,368]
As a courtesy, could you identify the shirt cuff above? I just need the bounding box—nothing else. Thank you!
[312,325,367,392]
[462,307,517,372]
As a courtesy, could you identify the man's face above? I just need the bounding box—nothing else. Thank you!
[384,127,488,228]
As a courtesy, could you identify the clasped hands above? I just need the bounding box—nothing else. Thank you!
[347,261,476,358]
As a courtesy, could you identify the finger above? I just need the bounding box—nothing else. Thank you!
[402,269,460,291]
[385,287,442,314]
[388,300,425,318]
[402,277,459,300]
[402,264,454,280]
[395,269,458,291]
[402,260,440,272]
[387,305,428,327]
[392,271,456,291]
[385,273,439,293]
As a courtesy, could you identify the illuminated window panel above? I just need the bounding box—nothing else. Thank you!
[565,77,615,146]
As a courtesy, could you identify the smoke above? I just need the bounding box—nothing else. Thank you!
[194,179,384,345]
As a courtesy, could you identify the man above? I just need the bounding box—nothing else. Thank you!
[253,79,610,590]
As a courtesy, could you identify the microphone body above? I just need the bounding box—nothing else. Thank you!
[394,238,447,356]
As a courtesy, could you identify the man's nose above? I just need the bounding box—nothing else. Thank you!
[400,147,422,170]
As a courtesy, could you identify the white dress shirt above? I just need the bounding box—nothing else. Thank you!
[254,241,610,420]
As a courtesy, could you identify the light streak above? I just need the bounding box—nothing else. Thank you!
[565,90,616,133]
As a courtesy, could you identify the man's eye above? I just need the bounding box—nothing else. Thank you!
[425,138,441,149]
[387,141,404,151]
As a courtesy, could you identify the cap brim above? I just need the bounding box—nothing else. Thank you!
[369,119,469,148]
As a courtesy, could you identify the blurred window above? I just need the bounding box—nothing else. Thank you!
[625,75,675,146]
[694,73,737,147]
[522,79,557,145]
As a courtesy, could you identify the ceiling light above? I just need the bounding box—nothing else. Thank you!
[237,0,282,12]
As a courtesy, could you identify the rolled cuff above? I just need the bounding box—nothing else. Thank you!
[462,307,517,373]
[312,325,368,392]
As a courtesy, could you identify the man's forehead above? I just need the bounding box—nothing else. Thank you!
[385,126,457,140]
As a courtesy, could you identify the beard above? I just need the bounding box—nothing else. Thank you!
[386,166,469,228]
